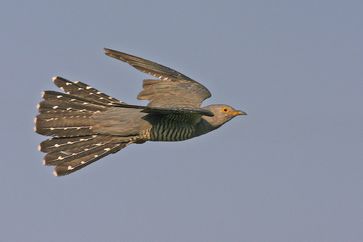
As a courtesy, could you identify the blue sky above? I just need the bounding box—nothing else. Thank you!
[0,1,362,241]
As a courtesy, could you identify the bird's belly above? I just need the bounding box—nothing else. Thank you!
[149,123,195,142]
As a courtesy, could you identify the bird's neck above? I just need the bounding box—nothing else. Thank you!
[194,117,222,137]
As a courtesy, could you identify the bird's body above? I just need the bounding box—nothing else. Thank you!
[35,49,246,176]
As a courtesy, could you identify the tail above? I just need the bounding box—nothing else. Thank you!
[35,76,138,176]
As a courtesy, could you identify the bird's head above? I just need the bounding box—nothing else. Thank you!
[203,104,247,128]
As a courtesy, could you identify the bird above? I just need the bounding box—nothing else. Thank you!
[34,48,247,176]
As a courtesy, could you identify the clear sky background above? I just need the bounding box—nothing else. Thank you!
[0,1,362,242]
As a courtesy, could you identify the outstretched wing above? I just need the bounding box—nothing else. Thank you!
[104,48,212,112]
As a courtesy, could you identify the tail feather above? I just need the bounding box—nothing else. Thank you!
[40,134,136,176]
[35,125,93,137]
[53,142,126,176]
[36,114,92,129]
[43,135,132,176]
[35,79,113,137]
[44,136,121,165]
[52,76,123,106]
[39,91,107,113]
[39,135,99,153]
[35,76,141,176]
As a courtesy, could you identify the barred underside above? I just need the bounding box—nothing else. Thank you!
[150,117,196,141]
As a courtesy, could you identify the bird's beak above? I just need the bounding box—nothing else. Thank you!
[232,110,247,116]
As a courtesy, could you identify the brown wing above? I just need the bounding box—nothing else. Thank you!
[104,48,212,111]
[113,103,214,117]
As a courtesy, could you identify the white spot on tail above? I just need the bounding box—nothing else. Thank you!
[81,161,86,164]
[94,154,99,158]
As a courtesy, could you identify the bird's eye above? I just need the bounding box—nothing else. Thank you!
[223,108,228,112]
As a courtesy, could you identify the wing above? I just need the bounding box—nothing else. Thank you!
[104,48,212,111]
[113,103,214,117]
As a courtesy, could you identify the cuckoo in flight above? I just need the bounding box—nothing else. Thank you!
[35,49,247,176]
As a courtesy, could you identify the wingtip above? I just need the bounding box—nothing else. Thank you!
[103,48,128,62]
[103,48,114,56]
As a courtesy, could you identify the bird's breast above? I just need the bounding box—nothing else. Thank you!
[148,120,195,141]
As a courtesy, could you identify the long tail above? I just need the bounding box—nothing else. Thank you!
[35,76,137,176]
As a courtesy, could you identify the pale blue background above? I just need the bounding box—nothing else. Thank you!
[1,1,362,242]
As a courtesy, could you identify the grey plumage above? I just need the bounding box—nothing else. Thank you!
[35,49,246,176]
